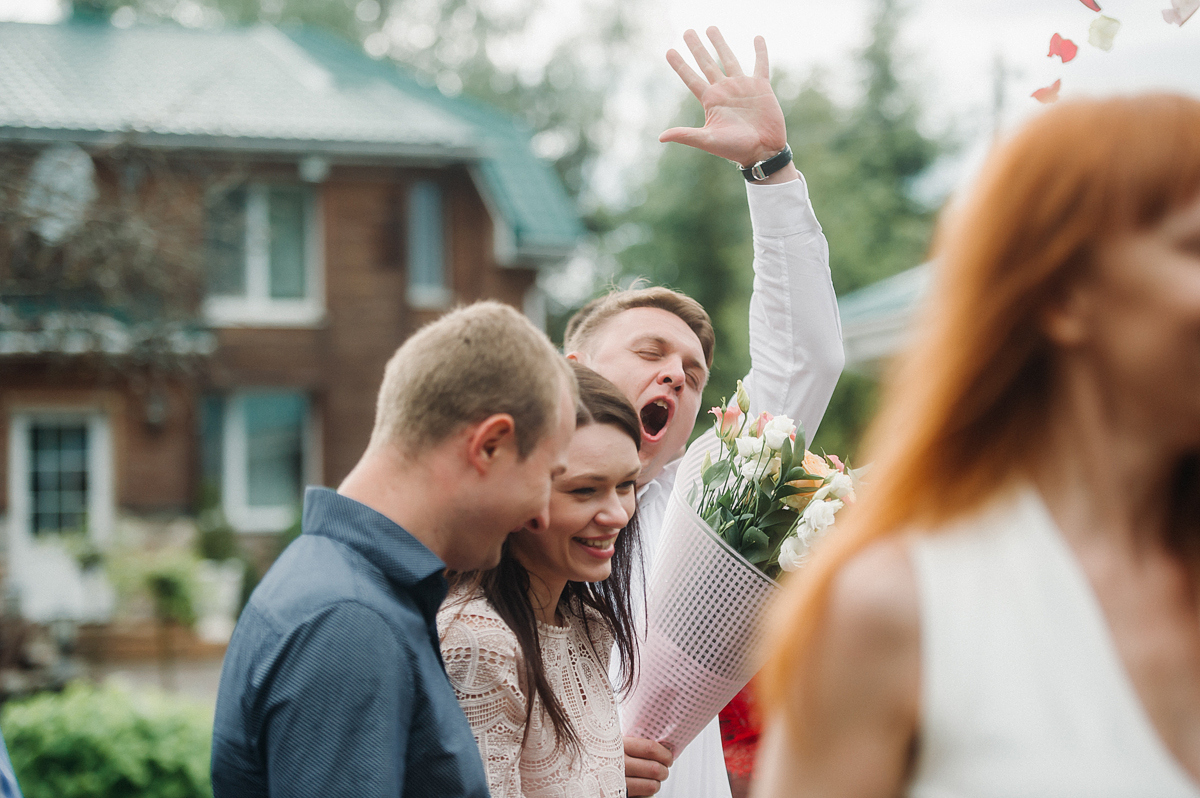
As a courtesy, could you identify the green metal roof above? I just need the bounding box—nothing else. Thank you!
[0,20,582,259]
[837,264,931,329]
[836,264,931,372]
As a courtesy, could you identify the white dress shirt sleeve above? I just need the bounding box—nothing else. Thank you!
[651,174,843,798]
[740,174,844,447]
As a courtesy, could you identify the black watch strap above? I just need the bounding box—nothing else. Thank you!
[740,144,793,183]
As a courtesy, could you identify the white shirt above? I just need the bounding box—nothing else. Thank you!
[625,174,844,798]
[908,487,1200,798]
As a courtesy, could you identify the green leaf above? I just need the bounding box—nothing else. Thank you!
[784,466,820,483]
[703,458,731,486]
[776,484,816,499]
[740,526,772,563]
[761,508,799,528]
[780,437,793,473]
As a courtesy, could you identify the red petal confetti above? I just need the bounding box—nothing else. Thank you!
[1048,33,1078,62]
[1080,0,1101,10]
[1032,79,1062,104]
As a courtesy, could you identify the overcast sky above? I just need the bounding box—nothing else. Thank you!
[3,0,1198,202]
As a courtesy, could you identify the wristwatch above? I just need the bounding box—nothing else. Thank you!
[738,144,793,183]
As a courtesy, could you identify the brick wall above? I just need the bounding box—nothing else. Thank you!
[0,159,542,515]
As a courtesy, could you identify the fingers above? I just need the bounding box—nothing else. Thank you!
[753,35,769,79]
[706,26,744,77]
[665,48,709,101]
[624,736,675,768]
[683,28,724,84]
[626,776,663,796]
[623,735,673,798]
[658,126,711,149]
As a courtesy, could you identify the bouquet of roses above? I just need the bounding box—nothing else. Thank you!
[696,380,856,580]
[622,381,856,756]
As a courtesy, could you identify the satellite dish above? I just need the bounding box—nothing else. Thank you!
[22,143,98,244]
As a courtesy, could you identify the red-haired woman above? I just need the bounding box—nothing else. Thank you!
[753,95,1200,797]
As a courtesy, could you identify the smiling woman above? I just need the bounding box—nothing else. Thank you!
[437,363,644,798]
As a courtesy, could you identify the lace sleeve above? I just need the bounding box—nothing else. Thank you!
[437,597,528,798]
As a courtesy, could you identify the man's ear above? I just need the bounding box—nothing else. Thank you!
[465,414,517,474]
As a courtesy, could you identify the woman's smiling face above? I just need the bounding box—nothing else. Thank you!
[509,423,641,591]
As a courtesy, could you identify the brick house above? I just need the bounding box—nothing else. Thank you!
[0,20,581,621]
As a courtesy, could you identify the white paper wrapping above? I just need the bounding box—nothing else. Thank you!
[622,434,781,755]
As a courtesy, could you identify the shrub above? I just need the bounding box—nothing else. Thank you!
[1,682,212,798]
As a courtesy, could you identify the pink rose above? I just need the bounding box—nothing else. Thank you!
[754,411,774,437]
[710,405,743,439]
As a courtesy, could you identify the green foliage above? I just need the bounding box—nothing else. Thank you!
[106,548,200,628]
[145,562,198,628]
[809,371,881,463]
[789,0,941,296]
[2,682,213,798]
[616,103,756,421]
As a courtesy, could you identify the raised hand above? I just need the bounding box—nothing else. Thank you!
[660,27,793,177]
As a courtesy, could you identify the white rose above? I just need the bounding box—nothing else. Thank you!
[762,415,797,451]
[827,472,854,499]
[777,534,808,573]
[736,435,765,460]
[739,450,777,481]
[799,498,843,540]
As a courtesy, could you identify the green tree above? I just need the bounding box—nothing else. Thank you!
[614,100,755,421]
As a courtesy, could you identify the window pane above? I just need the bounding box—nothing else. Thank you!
[268,187,307,300]
[29,422,89,535]
[408,181,445,291]
[206,188,247,296]
[199,394,224,492]
[243,392,306,508]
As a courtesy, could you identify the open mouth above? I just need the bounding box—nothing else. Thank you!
[640,399,670,441]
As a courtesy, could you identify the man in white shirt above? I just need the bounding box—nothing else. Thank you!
[563,28,844,798]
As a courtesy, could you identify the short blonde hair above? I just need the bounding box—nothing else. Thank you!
[564,286,715,369]
[372,301,575,457]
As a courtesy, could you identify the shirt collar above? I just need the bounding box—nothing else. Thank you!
[301,487,447,595]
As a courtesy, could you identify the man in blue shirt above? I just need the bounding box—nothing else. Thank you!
[212,302,577,797]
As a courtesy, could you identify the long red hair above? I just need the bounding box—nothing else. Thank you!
[763,94,1200,713]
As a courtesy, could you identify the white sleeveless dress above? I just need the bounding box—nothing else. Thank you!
[907,486,1200,798]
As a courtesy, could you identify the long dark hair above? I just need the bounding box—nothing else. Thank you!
[451,362,643,756]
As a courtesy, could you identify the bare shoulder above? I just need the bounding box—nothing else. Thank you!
[756,538,921,797]
[812,536,921,728]
[824,536,920,654]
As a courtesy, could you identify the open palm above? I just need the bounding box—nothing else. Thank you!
[660,28,788,168]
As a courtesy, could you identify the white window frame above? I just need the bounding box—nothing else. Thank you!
[221,390,320,534]
[7,407,115,553]
[204,184,326,328]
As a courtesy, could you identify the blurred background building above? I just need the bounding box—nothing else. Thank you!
[0,7,581,695]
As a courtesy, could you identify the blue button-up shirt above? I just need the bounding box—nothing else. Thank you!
[212,488,489,798]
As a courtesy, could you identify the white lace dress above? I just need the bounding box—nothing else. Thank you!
[437,588,626,798]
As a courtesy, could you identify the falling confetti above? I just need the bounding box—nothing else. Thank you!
[1032,79,1062,104]
[1079,0,1101,10]
[1162,0,1199,25]
[1048,33,1078,62]
[1088,15,1121,50]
